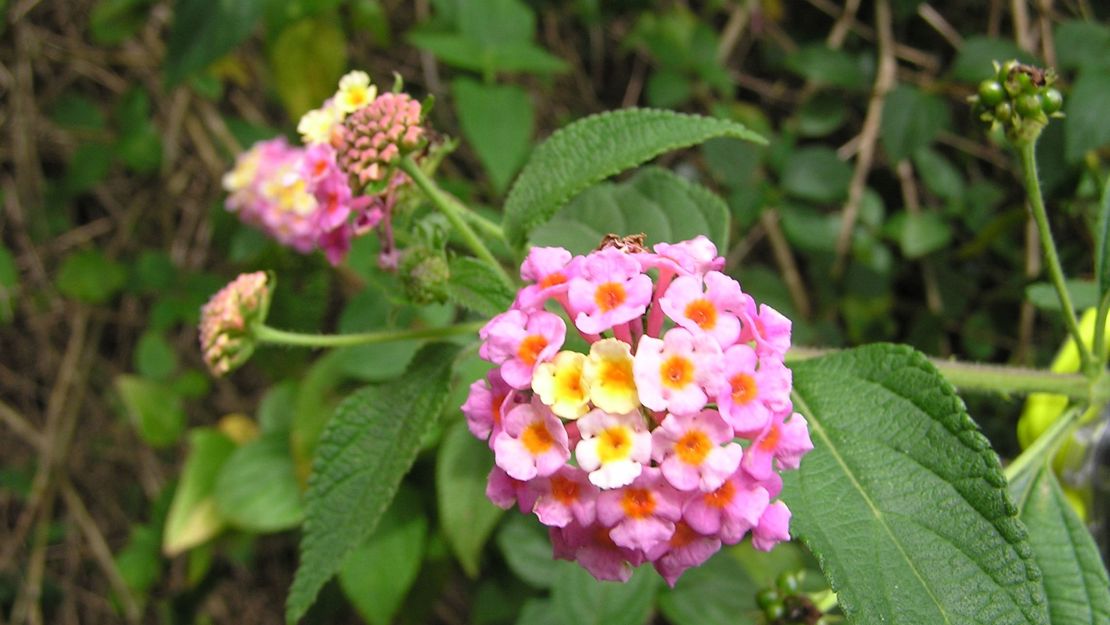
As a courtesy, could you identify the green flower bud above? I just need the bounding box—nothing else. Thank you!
[994,102,1013,123]
[977,80,1005,107]
[1041,88,1063,115]
[756,588,780,610]
[1016,93,1042,118]
[400,247,449,304]
[776,571,801,594]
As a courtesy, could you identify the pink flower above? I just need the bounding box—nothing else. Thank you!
[741,303,792,360]
[752,500,792,551]
[650,235,724,276]
[651,410,743,492]
[461,369,513,442]
[479,310,566,389]
[741,410,814,480]
[517,247,583,310]
[633,328,723,415]
[574,408,652,489]
[529,466,598,527]
[596,468,685,553]
[486,466,538,514]
[647,521,722,587]
[567,248,653,334]
[551,522,642,582]
[659,271,748,348]
[715,344,792,436]
[683,470,775,544]
[492,401,570,481]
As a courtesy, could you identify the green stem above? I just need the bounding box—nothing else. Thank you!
[1004,404,1086,482]
[399,156,514,288]
[786,347,1092,400]
[254,321,485,348]
[1096,291,1110,371]
[461,207,508,244]
[1018,141,1095,375]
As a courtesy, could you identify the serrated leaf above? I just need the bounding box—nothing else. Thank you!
[446,256,515,317]
[437,421,504,578]
[502,108,764,249]
[338,487,428,625]
[453,79,534,194]
[881,85,950,163]
[214,432,304,532]
[115,375,186,448]
[529,167,730,255]
[286,342,460,623]
[1009,466,1110,625]
[784,344,1048,625]
[657,550,759,625]
[164,0,267,86]
[1096,175,1110,297]
[552,564,660,625]
[163,428,236,556]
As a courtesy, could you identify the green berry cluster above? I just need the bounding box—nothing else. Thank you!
[755,571,826,625]
[970,60,1063,146]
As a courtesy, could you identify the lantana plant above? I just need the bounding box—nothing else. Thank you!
[199,64,1110,625]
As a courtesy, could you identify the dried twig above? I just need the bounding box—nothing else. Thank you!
[0,399,43,451]
[917,4,964,48]
[761,210,813,319]
[832,0,896,278]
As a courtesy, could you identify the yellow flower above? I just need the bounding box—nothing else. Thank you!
[583,338,639,414]
[334,70,377,114]
[297,103,341,145]
[532,351,590,419]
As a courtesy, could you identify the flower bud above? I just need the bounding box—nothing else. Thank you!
[198,272,272,376]
[399,246,449,305]
[336,92,425,189]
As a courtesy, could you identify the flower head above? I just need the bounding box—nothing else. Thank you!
[198,272,272,376]
[336,92,424,189]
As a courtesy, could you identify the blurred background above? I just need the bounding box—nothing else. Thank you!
[1,0,1108,623]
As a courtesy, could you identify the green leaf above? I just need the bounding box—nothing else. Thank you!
[286,342,460,623]
[780,146,852,203]
[496,514,556,589]
[657,550,759,625]
[458,0,532,46]
[134,331,178,381]
[446,256,515,317]
[1053,21,1110,73]
[437,421,504,578]
[214,432,304,532]
[796,92,848,138]
[529,167,730,255]
[913,147,965,204]
[268,17,348,120]
[339,487,428,625]
[1009,467,1110,625]
[896,211,952,259]
[62,142,113,196]
[514,599,563,625]
[115,375,186,448]
[89,0,154,45]
[163,428,236,556]
[502,108,764,249]
[115,523,162,595]
[949,37,1034,83]
[784,44,869,90]
[881,85,950,162]
[1025,280,1100,312]
[56,249,126,304]
[0,244,17,325]
[406,32,567,75]
[1096,174,1110,297]
[1066,67,1110,163]
[551,564,660,625]
[164,0,267,86]
[453,79,534,194]
[784,344,1048,625]
[646,69,694,108]
[49,93,107,131]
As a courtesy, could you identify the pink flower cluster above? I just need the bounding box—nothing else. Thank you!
[463,236,812,586]
[222,71,425,267]
[223,138,375,265]
[199,271,271,376]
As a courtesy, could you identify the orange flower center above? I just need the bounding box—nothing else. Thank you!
[669,521,699,548]
[600,359,633,388]
[597,426,632,463]
[729,373,758,405]
[539,273,567,289]
[704,479,736,509]
[517,334,548,365]
[521,421,554,454]
[684,298,717,330]
[594,282,627,312]
[660,356,694,389]
[757,424,781,452]
[549,475,580,504]
[620,487,656,519]
[675,430,711,465]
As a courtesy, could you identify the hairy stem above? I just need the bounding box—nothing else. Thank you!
[254,321,485,348]
[398,156,514,288]
[1018,141,1094,375]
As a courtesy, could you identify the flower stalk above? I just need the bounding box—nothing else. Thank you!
[253,320,485,349]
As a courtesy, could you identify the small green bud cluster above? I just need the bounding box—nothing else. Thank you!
[970,60,1063,146]
[755,571,826,625]
[399,246,450,305]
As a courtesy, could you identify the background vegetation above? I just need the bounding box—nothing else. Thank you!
[1,0,1108,623]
